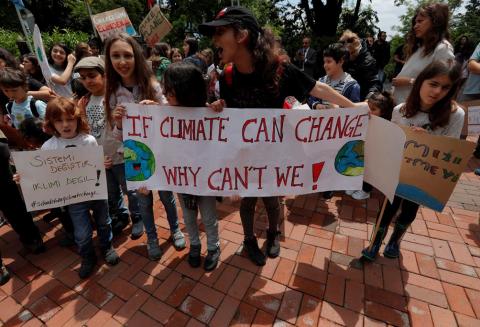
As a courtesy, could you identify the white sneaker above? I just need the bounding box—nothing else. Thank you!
[352,190,370,200]
[345,190,356,196]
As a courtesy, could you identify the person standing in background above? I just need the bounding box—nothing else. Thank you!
[294,37,317,78]
[372,31,390,85]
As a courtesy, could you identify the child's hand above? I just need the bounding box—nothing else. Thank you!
[208,99,226,112]
[104,156,112,169]
[229,195,242,202]
[139,100,159,105]
[112,105,126,129]
[314,103,328,110]
[410,126,428,133]
[12,173,20,184]
[137,186,151,195]
[67,53,76,65]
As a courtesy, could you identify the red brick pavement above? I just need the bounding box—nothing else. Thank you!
[0,155,479,326]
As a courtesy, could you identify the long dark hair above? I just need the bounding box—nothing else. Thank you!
[230,23,280,95]
[47,42,71,69]
[402,61,461,129]
[163,62,207,107]
[104,33,157,124]
[23,54,44,82]
[184,37,198,57]
[0,48,19,69]
[404,3,450,59]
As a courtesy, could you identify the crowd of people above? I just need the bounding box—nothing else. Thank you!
[0,2,478,289]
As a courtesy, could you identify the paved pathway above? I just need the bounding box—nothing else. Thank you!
[0,148,479,326]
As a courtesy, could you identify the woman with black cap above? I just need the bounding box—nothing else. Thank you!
[199,6,357,266]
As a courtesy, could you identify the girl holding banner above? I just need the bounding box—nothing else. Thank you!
[199,6,357,266]
[362,61,464,261]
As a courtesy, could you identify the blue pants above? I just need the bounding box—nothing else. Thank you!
[68,200,112,257]
[137,191,179,241]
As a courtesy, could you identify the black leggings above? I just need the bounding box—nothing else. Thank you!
[240,197,280,238]
[378,196,420,229]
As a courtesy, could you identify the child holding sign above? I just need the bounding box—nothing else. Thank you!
[75,56,143,240]
[199,6,356,266]
[105,33,185,261]
[14,97,120,278]
[162,62,221,271]
[362,61,464,261]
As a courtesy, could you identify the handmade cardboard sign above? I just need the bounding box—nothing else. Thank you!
[123,104,369,196]
[468,106,480,135]
[12,146,108,211]
[91,7,136,41]
[364,116,406,202]
[139,4,172,46]
[396,127,475,211]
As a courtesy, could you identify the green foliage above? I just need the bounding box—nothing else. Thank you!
[0,27,88,58]
[339,4,379,37]
[451,0,480,45]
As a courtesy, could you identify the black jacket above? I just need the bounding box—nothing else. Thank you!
[343,41,382,100]
[372,40,391,69]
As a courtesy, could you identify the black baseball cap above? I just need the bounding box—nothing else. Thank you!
[198,6,261,36]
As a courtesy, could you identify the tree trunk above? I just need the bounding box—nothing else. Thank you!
[301,0,344,37]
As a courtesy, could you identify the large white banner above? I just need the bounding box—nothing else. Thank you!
[12,146,108,211]
[123,105,369,196]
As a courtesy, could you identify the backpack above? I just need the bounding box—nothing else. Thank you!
[6,98,40,118]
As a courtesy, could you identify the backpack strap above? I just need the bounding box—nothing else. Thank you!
[29,98,39,118]
[224,63,234,87]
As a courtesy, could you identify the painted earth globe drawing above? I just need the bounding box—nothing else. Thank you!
[124,139,156,181]
[334,140,365,176]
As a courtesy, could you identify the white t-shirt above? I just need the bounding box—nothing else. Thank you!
[8,96,46,129]
[391,103,464,138]
[41,133,97,150]
[393,40,454,104]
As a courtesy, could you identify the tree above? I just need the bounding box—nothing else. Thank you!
[451,0,480,44]
[340,3,378,37]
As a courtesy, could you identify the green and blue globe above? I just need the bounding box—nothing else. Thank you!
[124,139,156,181]
[334,140,364,176]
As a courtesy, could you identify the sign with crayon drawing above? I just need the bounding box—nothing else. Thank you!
[123,104,370,196]
[91,7,137,41]
[139,5,172,47]
[12,147,108,211]
[396,128,475,212]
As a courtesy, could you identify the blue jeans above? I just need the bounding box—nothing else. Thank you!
[179,196,219,251]
[106,163,141,221]
[137,191,179,241]
[68,200,112,257]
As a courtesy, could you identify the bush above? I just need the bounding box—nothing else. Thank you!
[0,27,89,58]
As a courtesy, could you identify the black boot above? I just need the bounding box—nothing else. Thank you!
[243,237,266,266]
[383,223,408,259]
[0,262,10,285]
[266,230,280,258]
[361,226,386,261]
[78,251,97,279]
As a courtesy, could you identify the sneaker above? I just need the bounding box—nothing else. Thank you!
[111,214,129,236]
[475,168,480,176]
[130,216,144,240]
[0,263,10,285]
[345,190,356,196]
[147,239,162,261]
[171,230,186,250]
[188,244,201,268]
[204,247,220,271]
[266,230,280,258]
[78,253,97,279]
[351,190,370,200]
[243,237,266,266]
[103,247,120,266]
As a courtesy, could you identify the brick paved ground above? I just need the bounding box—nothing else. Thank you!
[0,149,479,326]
